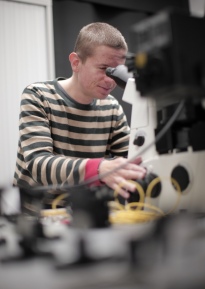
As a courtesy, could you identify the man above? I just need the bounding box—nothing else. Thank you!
[13,22,146,199]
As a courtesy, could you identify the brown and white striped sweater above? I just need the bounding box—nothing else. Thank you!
[13,78,130,189]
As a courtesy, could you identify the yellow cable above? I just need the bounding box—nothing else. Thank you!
[41,208,69,217]
[125,202,164,215]
[48,177,182,225]
[113,180,145,210]
[146,176,182,215]
[51,192,69,210]
[109,177,182,225]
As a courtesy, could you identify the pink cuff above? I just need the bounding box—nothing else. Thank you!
[84,158,103,186]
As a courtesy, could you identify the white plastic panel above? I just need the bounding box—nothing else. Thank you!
[0,0,54,185]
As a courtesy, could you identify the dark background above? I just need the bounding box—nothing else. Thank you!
[53,0,189,125]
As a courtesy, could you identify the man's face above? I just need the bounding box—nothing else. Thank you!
[77,45,127,103]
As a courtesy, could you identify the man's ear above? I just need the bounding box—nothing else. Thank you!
[69,52,80,72]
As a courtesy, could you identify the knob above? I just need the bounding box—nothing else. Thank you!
[133,135,145,146]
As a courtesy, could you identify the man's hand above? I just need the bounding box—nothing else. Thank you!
[98,157,146,198]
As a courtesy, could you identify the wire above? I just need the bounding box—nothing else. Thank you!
[113,180,145,210]
[47,176,182,225]
[109,177,182,225]
[51,192,69,210]
[109,202,165,224]
[41,208,68,217]
[146,176,182,215]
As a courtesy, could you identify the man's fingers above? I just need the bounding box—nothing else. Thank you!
[100,157,147,199]
[131,156,143,165]
[116,169,143,181]
[119,164,146,179]
[112,179,140,199]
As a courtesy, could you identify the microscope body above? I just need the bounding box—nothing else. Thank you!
[123,78,205,213]
[122,8,205,213]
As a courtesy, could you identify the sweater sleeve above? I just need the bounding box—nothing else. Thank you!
[84,158,103,186]
[14,85,88,187]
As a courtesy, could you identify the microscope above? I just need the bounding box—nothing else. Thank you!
[109,8,205,213]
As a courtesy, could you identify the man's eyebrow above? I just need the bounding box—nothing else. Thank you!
[97,63,109,67]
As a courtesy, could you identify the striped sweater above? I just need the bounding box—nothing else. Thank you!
[13,78,130,189]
